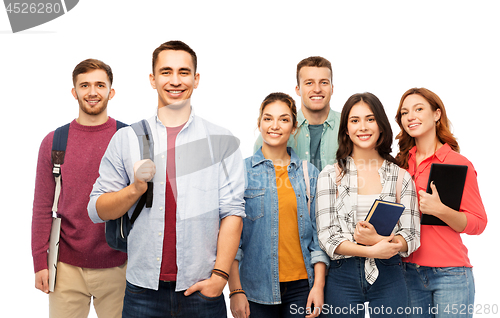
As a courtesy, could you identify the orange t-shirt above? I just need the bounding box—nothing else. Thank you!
[275,165,308,282]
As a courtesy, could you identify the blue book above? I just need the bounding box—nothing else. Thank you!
[364,200,405,236]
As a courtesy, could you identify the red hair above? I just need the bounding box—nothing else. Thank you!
[395,87,459,169]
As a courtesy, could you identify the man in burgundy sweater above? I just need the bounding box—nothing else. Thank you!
[32,59,127,318]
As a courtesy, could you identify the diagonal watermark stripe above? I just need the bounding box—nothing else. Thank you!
[3,0,79,33]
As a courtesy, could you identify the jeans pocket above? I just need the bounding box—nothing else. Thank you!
[330,258,346,269]
[195,291,224,302]
[125,281,148,295]
[435,266,467,276]
[379,255,402,266]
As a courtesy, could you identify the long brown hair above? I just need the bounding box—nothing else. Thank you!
[337,92,396,176]
[395,87,459,169]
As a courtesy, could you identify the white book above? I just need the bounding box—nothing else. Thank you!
[48,217,61,292]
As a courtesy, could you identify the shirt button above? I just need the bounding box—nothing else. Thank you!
[157,257,160,261]
[159,207,164,211]
[305,152,309,155]
[159,232,162,236]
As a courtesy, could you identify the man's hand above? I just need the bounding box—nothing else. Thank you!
[96,159,156,221]
[35,269,49,294]
[133,159,156,193]
[184,274,226,298]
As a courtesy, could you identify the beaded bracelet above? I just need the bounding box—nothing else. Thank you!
[211,268,229,281]
[229,289,246,298]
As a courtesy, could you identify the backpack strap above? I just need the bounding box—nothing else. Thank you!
[116,120,128,130]
[51,123,70,212]
[395,167,405,204]
[302,161,310,214]
[129,119,154,224]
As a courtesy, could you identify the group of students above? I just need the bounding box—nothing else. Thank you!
[32,40,487,318]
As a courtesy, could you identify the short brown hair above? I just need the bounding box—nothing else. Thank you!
[296,56,332,85]
[152,40,197,74]
[72,59,113,86]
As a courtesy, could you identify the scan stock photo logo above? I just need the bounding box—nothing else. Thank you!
[3,0,78,33]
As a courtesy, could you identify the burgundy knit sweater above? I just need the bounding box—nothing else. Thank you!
[32,118,127,273]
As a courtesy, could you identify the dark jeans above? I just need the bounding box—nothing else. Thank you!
[249,279,313,318]
[324,255,408,318]
[122,281,226,318]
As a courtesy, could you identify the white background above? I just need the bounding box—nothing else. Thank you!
[1,0,498,316]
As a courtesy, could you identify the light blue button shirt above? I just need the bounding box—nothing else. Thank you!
[88,109,245,291]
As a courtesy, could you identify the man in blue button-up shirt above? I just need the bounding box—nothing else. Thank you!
[88,41,245,318]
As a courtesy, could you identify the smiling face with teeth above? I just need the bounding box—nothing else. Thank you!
[71,69,115,118]
[295,66,333,114]
[150,50,200,108]
[259,101,297,152]
[347,101,381,154]
[400,94,441,140]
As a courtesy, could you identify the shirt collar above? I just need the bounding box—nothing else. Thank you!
[408,143,452,164]
[251,147,300,168]
[155,106,195,129]
[297,107,336,128]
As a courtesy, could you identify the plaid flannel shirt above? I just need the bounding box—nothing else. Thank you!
[316,157,420,284]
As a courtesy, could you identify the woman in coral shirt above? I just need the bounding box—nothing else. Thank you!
[395,87,487,318]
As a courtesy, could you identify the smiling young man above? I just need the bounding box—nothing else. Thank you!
[32,59,127,318]
[88,40,245,318]
[254,56,341,171]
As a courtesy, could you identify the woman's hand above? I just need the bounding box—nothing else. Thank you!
[418,182,444,216]
[230,293,250,318]
[354,221,383,246]
[368,234,402,259]
[305,284,324,318]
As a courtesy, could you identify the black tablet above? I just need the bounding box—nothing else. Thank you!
[421,163,468,226]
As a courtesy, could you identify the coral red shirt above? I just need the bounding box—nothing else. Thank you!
[403,144,487,267]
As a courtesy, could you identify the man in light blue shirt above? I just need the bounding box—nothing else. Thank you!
[254,56,341,171]
[88,41,245,318]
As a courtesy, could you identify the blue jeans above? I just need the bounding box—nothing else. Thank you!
[249,279,313,317]
[404,263,475,318]
[323,255,408,318]
[122,281,226,318]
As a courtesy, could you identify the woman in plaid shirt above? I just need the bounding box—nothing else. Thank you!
[316,92,420,317]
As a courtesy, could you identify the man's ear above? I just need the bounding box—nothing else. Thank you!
[71,87,78,100]
[194,73,200,89]
[108,88,116,100]
[149,73,156,89]
[295,85,301,97]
